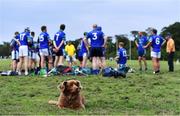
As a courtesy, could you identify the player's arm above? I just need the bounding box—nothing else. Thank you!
[53,40,58,49]
[53,35,58,49]
[161,37,166,46]
[102,35,107,47]
[143,42,151,49]
[58,34,65,49]
[14,37,21,46]
[143,36,152,48]
[83,37,89,52]
[58,40,64,49]
[86,32,91,47]
[134,39,139,48]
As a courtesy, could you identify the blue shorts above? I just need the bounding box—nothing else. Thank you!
[138,49,146,57]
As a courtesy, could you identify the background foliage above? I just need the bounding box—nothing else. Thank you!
[0,22,179,60]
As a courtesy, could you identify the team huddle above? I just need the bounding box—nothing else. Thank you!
[10,24,107,76]
[10,24,174,76]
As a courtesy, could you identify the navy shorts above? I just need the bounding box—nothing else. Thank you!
[138,49,146,57]
[90,47,103,57]
[55,49,64,56]
[78,56,83,62]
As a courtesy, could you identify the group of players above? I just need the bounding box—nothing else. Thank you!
[10,24,167,76]
[10,24,107,75]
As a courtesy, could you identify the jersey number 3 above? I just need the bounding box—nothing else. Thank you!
[92,33,97,40]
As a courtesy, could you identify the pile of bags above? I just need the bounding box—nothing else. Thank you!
[0,65,130,78]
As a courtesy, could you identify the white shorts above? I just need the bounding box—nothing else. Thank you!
[82,53,87,57]
[19,45,28,57]
[66,55,76,62]
[39,48,50,56]
[11,50,19,60]
[29,51,39,60]
[151,51,161,58]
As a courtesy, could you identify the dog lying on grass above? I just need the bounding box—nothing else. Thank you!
[48,80,85,110]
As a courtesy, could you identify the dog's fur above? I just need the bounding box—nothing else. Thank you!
[48,80,85,110]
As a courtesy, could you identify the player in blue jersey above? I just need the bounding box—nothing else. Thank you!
[87,24,105,74]
[144,29,166,74]
[78,32,89,67]
[96,26,107,69]
[115,42,128,69]
[17,27,31,75]
[38,26,53,75]
[10,32,20,72]
[28,32,36,72]
[53,24,66,67]
[135,32,148,71]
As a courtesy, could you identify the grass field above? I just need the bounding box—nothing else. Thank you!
[0,59,180,115]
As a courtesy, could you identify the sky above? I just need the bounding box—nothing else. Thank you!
[0,0,179,43]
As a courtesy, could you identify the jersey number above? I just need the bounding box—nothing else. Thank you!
[20,33,26,41]
[56,34,59,41]
[39,35,44,42]
[123,51,127,57]
[92,33,97,40]
[155,38,160,45]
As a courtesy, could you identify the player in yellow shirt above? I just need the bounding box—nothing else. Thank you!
[65,41,77,67]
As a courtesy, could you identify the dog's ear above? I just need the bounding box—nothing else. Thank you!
[58,81,67,91]
[76,80,82,89]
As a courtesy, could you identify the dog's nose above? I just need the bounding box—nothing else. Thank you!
[76,87,80,92]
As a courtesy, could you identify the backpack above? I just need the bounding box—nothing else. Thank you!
[102,67,115,77]
[56,65,72,74]
[81,67,92,75]
[1,71,18,76]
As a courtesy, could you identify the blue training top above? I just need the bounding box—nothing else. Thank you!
[19,32,30,46]
[54,30,66,49]
[38,32,50,49]
[117,47,127,65]
[149,35,164,52]
[87,29,104,47]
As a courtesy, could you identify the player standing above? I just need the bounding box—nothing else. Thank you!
[38,26,53,75]
[17,27,31,75]
[144,29,166,74]
[87,24,105,75]
[135,32,148,71]
[97,26,107,69]
[53,24,66,67]
[78,32,89,68]
[28,31,36,72]
[10,32,20,72]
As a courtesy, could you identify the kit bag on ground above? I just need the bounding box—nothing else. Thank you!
[102,67,115,77]
[56,65,72,74]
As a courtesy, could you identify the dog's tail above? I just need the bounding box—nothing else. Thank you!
[48,100,58,105]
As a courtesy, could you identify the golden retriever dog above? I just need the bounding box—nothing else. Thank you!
[48,80,85,110]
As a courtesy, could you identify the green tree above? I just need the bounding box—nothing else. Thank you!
[0,42,11,57]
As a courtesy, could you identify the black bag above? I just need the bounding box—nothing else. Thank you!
[102,67,115,77]
[1,71,18,76]
[56,65,72,74]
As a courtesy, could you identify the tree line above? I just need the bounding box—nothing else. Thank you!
[0,22,179,60]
